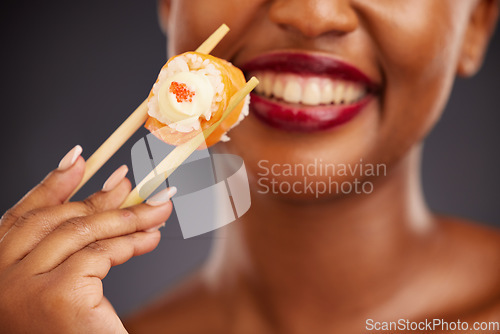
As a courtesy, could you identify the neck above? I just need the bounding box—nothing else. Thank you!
[204,146,435,331]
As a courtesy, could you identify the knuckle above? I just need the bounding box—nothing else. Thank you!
[73,202,94,217]
[13,209,53,236]
[80,198,100,215]
[60,217,93,238]
[14,210,41,229]
[85,241,108,253]
[120,208,141,229]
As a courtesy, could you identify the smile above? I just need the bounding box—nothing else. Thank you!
[241,51,380,132]
[254,72,367,106]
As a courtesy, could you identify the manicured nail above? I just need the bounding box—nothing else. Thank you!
[58,145,83,171]
[146,187,177,206]
[102,165,129,192]
[145,222,166,233]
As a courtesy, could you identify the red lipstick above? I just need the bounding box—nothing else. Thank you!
[240,51,380,132]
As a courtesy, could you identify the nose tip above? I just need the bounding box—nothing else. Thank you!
[269,0,359,38]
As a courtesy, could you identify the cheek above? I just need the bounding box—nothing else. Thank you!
[366,0,466,80]
[361,0,469,161]
[167,1,218,55]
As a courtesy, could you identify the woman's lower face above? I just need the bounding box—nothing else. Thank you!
[160,0,480,200]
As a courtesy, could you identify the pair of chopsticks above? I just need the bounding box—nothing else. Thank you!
[65,24,258,208]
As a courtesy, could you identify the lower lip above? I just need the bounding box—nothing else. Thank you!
[249,93,373,132]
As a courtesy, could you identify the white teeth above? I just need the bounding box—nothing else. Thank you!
[345,84,365,104]
[334,83,345,104]
[273,77,285,99]
[262,72,275,97]
[302,79,321,106]
[344,84,355,104]
[254,72,367,106]
[321,80,334,104]
[283,77,302,104]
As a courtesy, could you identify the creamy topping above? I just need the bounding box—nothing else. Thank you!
[157,71,215,132]
[148,54,226,133]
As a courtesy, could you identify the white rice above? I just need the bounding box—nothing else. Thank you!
[219,94,250,142]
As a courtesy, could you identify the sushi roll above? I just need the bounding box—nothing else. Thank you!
[145,52,249,147]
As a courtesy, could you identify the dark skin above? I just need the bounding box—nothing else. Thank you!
[0,0,498,333]
[126,0,500,333]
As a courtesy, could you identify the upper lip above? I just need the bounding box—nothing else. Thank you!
[239,50,381,93]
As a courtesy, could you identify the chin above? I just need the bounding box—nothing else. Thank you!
[213,99,385,202]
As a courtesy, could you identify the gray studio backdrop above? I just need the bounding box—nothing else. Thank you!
[1,1,499,316]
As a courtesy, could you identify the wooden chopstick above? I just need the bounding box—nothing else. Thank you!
[66,24,231,201]
[66,100,149,201]
[119,76,259,208]
[195,24,229,54]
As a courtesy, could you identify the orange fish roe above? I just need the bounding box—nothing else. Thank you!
[169,81,196,103]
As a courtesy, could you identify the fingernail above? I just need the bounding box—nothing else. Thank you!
[102,165,129,192]
[146,187,177,206]
[145,222,166,233]
[58,145,83,171]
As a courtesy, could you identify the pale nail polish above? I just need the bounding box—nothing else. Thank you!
[146,187,177,206]
[102,165,129,192]
[145,222,166,233]
[58,145,83,171]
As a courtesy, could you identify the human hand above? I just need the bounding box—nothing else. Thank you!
[0,145,174,333]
